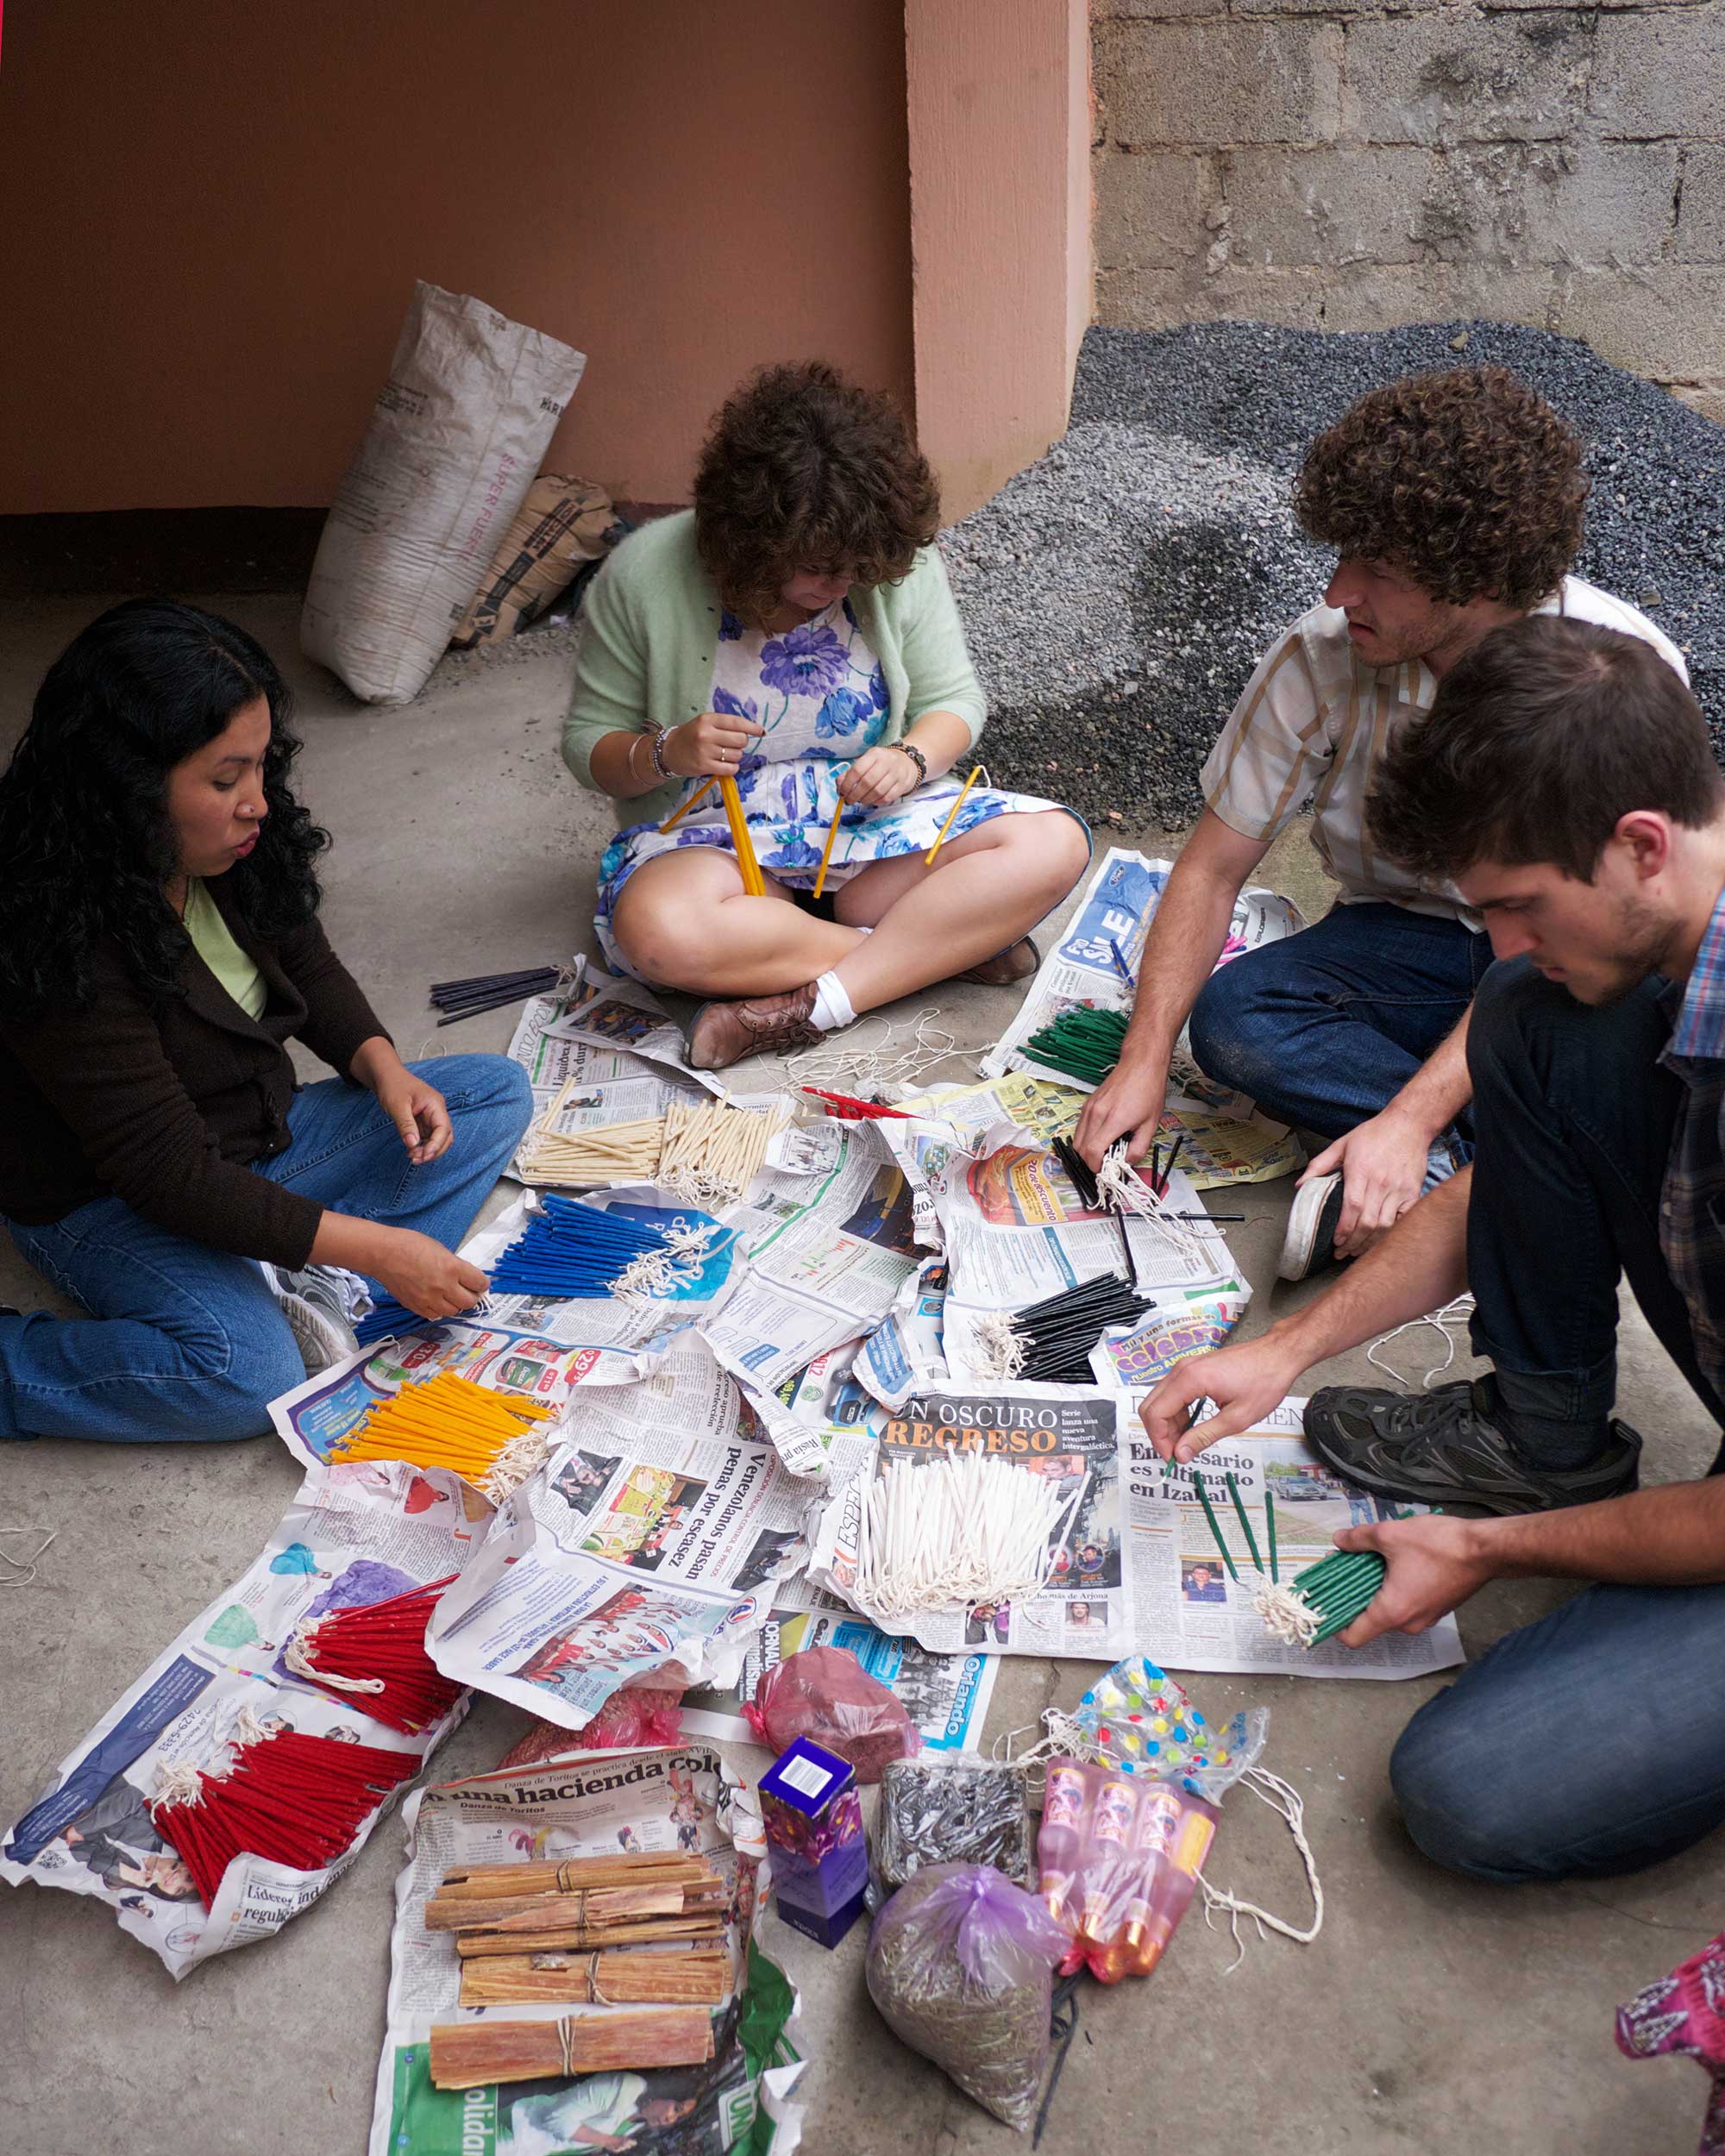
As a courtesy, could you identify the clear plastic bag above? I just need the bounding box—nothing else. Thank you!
[743,1646,919,1784]
[866,1862,1069,2132]
[875,1752,1032,1890]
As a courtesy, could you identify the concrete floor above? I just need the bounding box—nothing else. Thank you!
[1,596,1719,2155]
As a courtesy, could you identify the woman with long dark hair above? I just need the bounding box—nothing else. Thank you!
[0,599,532,1444]
[564,361,1089,1071]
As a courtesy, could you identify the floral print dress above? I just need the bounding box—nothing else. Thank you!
[593,598,1071,979]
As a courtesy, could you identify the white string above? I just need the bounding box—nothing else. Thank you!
[969,1310,1027,1383]
[0,1526,57,1587]
[479,1428,555,1505]
[283,1613,386,1695]
[1251,1580,1321,1649]
[1198,1766,1325,1967]
[1096,1147,1218,1270]
[608,1219,725,1306]
[786,1006,960,1093]
[1365,1294,1477,1389]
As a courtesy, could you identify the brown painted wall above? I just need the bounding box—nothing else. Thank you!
[905,0,1092,522]
[0,2,915,514]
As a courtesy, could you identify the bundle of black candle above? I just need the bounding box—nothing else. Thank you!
[430,968,562,1026]
[1010,1273,1150,1384]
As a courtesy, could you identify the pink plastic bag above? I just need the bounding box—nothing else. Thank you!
[743,1646,919,1784]
[495,1686,686,1771]
[867,1862,1070,2131]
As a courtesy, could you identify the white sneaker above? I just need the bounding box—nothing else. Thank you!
[263,1263,363,1375]
[1277,1172,1346,1283]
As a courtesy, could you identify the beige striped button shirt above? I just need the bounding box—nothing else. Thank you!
[1201,576,1689,928]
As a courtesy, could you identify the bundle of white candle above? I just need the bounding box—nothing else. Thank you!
[851,1451,1084,1622]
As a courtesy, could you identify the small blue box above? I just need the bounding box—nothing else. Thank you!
[759,1736,869,1948]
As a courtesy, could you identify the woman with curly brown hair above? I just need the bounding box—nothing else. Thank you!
[1076,363,1687,1281]
[561,361,1088,1071]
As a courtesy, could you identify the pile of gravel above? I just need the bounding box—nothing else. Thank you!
[944,319,1725,830]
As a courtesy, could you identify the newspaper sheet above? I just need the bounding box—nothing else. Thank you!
[807,1385,1132,1662]
[546,970,731,1096]
[0,1467,476,1975]
[681,1592,1000,1757]
[268,1317,639,1472]
[807,1392,1462,1681]
[1124,1396,1465,1677]
[425,1338,857,1726]
[980,845,1303,1099]
[367,1743,804,2156]
[916,1123,1249,1384]
[695,1117,921,1450]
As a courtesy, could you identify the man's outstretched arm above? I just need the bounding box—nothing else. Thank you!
[1334,1478,1725,1645]
[1140,1168,1472,1461]
[1076,810,1270,1168]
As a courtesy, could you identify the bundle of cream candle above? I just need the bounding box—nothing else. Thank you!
[853,1451,1082,1622]
[518,1082,787,1203]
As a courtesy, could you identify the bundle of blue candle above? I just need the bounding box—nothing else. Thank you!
[487,1194,676,1299]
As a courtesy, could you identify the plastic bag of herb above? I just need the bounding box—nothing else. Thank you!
[865,1862,1069,2131]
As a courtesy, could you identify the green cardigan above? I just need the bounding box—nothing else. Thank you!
[561,510,988,828]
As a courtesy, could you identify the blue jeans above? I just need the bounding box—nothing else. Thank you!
[2,1055,533,1445]
[1391,1582,1725,1881]
[1188,901,1494,1150]
[1391,958,1725,1883]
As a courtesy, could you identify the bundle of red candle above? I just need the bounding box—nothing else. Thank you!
[150,1722,421,1908]
[285,1576,465,1734]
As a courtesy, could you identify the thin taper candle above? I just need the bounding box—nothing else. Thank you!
[924,765,982,865]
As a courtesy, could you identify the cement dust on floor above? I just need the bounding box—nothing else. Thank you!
[0,599,1716,2156]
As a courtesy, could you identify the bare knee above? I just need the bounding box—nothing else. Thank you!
[1011,812,1090,903]
[612,898,730,988]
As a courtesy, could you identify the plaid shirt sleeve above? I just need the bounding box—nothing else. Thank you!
[1201,626,1335,844]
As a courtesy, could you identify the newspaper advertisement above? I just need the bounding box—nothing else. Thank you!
[981,845,1303,1095]
[807,1386,1132,1663]
[681,1592,1000,1757]
[0,1470,474,1976]
[367,1744,805,2156]
[425,1339,838,1725]
[1122,1397,1465,1679]
[855,1257,950,1412]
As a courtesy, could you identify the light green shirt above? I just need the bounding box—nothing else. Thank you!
[184,879,267,1020]
[561,509,988,829]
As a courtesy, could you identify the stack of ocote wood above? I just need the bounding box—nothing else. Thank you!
[425,1850,731,2089]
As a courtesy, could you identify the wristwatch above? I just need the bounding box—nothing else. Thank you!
[895,742,928,787]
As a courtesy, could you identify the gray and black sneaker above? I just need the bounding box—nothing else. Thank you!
[1278,1171,1346,1282]
[262,1263,363,1376]
[1303,1378,1642,1515]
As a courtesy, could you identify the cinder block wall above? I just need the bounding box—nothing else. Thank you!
[1093,0,1725,423]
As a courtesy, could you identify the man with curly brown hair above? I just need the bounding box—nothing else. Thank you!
[1076,365,1687,1283]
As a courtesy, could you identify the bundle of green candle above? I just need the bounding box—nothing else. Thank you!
[1019,1005,1131,1086]
[1256,1547,1388,1648]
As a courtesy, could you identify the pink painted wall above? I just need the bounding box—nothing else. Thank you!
[0,2,914,513]
[905,0,1093,521]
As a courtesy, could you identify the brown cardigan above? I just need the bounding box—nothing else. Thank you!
[0,878,387,1269]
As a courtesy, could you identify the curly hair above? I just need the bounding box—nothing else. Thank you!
[1295,365,1588,611]
[693,361,940,626]
[1366,616,1719,882]
[0,599,329,1018]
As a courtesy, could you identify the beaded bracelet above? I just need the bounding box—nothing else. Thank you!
[895,741,928,786]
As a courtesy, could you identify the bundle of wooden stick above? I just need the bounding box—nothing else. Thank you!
[430,2007,715,2090]
[427,1852,731,2009]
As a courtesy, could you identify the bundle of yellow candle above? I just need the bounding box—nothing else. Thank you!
[329,1373,557,1500]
